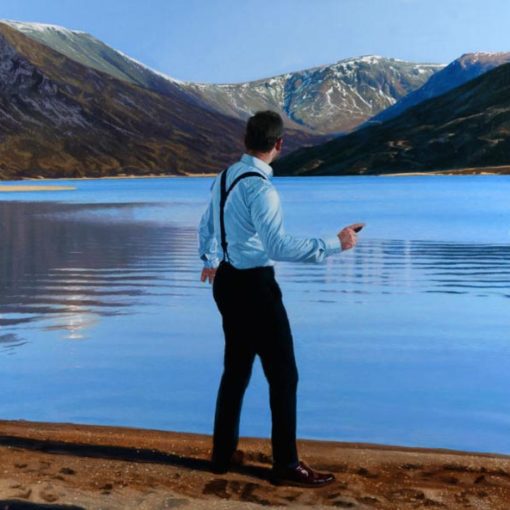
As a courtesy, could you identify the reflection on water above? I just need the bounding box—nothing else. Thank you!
[347,239,509,296]
[0,333,28,354]
[0,201,190,340]
[1,200,508,349]
[280,239,510,303]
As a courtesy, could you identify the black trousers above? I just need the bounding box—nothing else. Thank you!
[212,260,299,469]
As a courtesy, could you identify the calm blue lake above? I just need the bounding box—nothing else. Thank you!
[1,175,509,455]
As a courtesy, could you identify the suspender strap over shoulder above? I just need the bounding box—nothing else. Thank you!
[219,168,267,263]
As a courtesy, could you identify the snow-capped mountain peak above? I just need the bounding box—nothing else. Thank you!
[1,19,87,35]
[0,18,185,88]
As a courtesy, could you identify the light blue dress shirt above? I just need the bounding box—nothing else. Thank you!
[198,153,342,270]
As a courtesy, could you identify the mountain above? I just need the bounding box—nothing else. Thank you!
[0,20,326,179]
[366,52,510,125]
[182,56,443,134]
[0,20,188,96]
[272,61,510,176]
[2,21,443,135]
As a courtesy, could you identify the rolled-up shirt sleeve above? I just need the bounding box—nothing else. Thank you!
[248,181,341,263]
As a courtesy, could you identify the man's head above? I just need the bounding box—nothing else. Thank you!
[244,110,284,163]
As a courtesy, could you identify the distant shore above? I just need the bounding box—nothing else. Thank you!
[1,165,509,186]
[0,418,509,509]
[24,172,217,180]
[0,185,76,192]
[0,173,217,187]
[382,165,510,176]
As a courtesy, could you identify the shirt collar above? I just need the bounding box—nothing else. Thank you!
[240,153,273,179]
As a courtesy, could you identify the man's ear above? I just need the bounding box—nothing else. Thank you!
[275,138,283,151]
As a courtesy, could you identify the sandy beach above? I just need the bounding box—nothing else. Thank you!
[0,419,509,509]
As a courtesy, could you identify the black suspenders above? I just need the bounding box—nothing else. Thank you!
[220,168,267,263]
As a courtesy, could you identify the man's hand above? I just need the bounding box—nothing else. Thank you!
[200,267,217,284]
[337,223,365,251]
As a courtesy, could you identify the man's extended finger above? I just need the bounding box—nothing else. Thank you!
[200,271,206,282]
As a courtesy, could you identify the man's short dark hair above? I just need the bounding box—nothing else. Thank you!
[244,110,284,152]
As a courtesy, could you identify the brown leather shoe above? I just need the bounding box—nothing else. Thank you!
[210,449,245,474]
[271,460,335,488]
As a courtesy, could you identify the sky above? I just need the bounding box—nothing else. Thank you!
[2,0,510,84]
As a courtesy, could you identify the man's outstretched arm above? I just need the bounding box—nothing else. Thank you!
[248,182,343,263]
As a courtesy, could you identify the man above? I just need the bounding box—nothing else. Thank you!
[198,110,362,487]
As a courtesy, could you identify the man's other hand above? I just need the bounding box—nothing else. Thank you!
[337,223,365,251]
[200,267,217,284]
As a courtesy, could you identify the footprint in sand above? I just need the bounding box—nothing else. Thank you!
[389,487,426,501]
[439,475,459,485]
[232,480,272,506]
[474,475,486,484]
[29,482,67,504]
[202,479,272,506]
[330,499,357,508]
[325,492,359,508]
[59,468,75,476]
[356,467,378,479]
[400,463,423,471]
[7,484,31,500]
[202,479,230,499]
[358,495,381,506]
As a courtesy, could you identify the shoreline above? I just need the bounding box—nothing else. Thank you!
[382,166,510,177]
[1,165,510,185]
[1,419,509,509]
[0,185,76,192]
[0,174,216,191]
[0,173,217,188]
[19,173,217,181]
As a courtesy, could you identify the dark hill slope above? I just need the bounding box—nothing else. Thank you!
[273,61,510,176]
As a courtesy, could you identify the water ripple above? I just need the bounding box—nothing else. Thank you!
[1,201,509,352]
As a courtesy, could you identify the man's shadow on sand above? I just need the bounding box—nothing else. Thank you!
[0,501,85,510]
[0,434,272,482]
